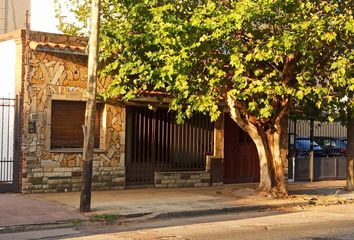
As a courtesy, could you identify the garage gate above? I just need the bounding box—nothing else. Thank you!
[125,106,214,185]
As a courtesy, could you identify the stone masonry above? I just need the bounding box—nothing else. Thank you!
[21,31,126,193]
[155,172,211,188]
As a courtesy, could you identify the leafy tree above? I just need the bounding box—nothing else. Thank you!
[317,53,353,190]
[57,0,354,195]
[54,0,90,36]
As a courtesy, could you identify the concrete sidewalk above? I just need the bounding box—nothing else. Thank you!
[1,181,353,230]
[0,194,85,228]
[28,183,303,218]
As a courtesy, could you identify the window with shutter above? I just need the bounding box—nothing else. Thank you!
[51,100,102,148]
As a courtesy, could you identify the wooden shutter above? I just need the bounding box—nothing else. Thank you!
[51,100,101,148]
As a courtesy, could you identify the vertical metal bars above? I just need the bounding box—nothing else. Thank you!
[0,97,15,185]
[125,106,214,185]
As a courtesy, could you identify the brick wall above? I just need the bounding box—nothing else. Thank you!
[154,171,210,188]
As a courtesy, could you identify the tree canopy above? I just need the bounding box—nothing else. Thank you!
[57,0,353,122]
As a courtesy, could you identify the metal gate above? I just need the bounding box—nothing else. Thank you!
[0,97,20,192]
[125,106,214,185]
[288,118,347,181]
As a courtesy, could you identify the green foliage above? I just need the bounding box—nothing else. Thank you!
[69,218,82,227]
[54,0,90,36]
[89,213,120,224]
[57,0,354,124]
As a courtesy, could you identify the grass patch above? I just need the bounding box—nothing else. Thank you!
[70,219,82,227]
[89,214,120,224]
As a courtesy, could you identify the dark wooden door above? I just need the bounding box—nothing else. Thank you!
[224,113,260,183]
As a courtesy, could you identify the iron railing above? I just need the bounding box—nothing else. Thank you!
[0,97,15,184]
[126,106,214,185]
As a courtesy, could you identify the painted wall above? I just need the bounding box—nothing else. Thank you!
[0,39,16,182]
[0,39,16,96]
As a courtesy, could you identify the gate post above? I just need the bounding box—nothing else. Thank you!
[309,119,314,182]
[292,118,297,181]
[13,95,21,192]
[288,118,296,182]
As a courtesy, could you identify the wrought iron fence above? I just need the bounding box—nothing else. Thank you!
[0,97,17,191]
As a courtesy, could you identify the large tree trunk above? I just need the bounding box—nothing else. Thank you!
[227,97,288,196]
[346,114,354,191]
[253,124,287,195]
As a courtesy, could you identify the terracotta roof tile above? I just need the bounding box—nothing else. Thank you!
[29,41,87,55]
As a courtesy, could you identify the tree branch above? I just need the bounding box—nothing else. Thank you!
[226,95,258,133]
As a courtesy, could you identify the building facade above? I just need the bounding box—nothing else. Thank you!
[0,30,280,193]
[0,30,229,193]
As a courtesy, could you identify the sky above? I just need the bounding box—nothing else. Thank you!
[30,0,62,33]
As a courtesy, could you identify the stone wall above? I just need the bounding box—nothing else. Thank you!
[154,172,210,188]
[21,32,126,193]
[213,115,224,159]
[205,115,225,186]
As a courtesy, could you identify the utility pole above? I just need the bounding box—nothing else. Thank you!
[80,0,101,212]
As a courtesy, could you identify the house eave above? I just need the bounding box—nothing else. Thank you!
[29,41,88,56]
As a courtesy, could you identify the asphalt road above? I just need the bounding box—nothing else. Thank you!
[2,204,354,240]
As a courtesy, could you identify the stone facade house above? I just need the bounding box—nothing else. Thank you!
[0,30,125,192]
[0,30,264,193]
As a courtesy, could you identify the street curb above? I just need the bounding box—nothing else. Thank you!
[0,201,309,234]
[0,221,78,234]
[149,201,310,220]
